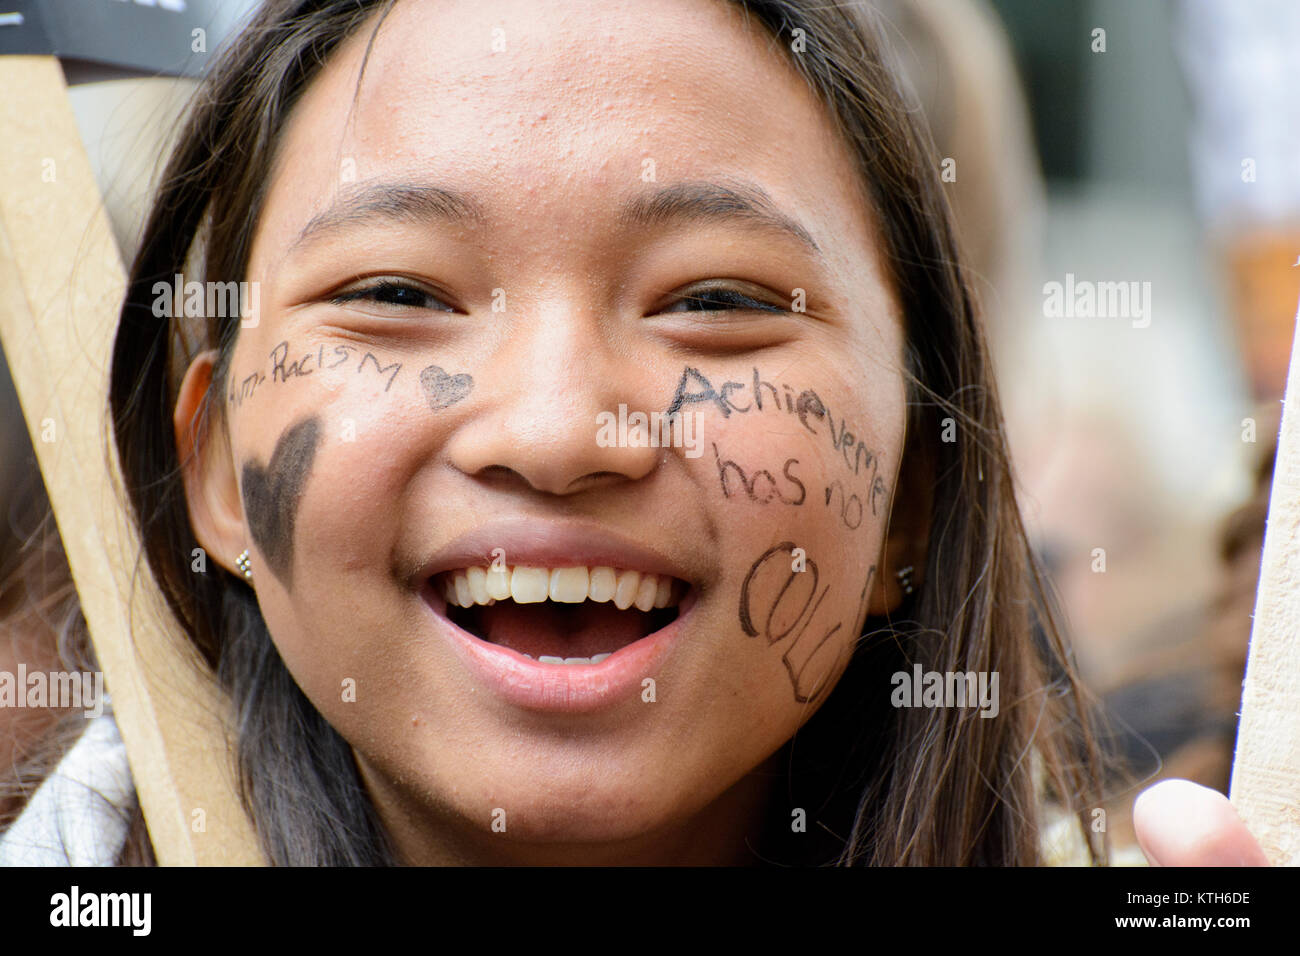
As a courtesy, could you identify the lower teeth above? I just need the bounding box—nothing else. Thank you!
[530,653,612,665]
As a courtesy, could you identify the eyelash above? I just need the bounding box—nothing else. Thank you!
[328,279,787,315]
[661,284,787,315]
[330,280,456,312]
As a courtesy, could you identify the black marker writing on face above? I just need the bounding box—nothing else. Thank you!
[713,444,806,505]
[668,367,887,508]
[230,341,402,408]
[419,365,473,410]
[824,480,863,530]
[737,541,870,704]
[270,340,402,391]
[241,416,321,589]
[228,369,267,409]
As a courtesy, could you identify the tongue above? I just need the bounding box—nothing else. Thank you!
[478,601,649,659]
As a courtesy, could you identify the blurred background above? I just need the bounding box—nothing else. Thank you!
[3,0,1298,859]
[883,0,1299,857]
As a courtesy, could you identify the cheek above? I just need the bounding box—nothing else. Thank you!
[236,335,477,554]
[683,363,896,706]
[233,339,471,698]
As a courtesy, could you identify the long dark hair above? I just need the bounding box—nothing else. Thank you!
[103,0,1106,865]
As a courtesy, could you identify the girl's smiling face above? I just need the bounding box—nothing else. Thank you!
[181,0,909,864]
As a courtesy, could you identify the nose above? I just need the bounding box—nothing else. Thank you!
[442,301,662,497]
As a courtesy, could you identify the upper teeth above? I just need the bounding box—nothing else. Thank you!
[440,565,680,611]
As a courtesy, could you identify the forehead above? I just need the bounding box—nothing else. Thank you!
[256,0,878,277]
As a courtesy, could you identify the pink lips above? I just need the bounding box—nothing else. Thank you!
[420,578,696,713]
[410,517,707,713]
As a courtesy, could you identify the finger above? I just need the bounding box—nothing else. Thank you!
[1133,779,1271,867]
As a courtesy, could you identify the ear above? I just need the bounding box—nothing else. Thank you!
[867,422,934,615]
[174,350,246,579]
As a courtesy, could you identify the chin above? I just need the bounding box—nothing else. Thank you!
[454,770,689,847]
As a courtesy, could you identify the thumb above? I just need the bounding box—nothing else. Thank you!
[1132,779,1271,866]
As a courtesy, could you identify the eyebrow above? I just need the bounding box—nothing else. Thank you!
[291,183,485,251]
[290,178,823,257]
[617,179,822,256]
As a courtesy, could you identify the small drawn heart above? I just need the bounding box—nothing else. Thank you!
[420,365,473,410]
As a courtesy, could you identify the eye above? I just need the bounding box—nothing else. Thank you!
[657,283,788,315]
[330,279,457,312]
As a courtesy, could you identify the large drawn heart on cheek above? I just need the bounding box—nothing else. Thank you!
[419,365,473,410]
[240,416,321,589]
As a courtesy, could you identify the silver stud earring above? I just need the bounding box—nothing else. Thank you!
[896,565,915,596]
[235,549,253,581]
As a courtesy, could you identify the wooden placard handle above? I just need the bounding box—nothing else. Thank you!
[1230,293,1300,866]
[0,55,261,865]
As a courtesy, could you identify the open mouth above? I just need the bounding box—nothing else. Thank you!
[433,565,687,665]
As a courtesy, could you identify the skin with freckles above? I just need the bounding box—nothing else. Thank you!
[179,0,912,865]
